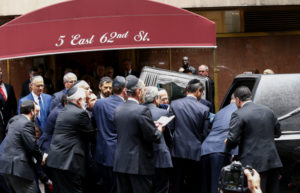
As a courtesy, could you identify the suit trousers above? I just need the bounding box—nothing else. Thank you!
[260,168,280,193]
[172,158,201,193]
[200,153,231,193]
[153,168,170,193]
[116,172,152,193]
[3,174,36,193]
[50,168,83,193]
[99,164,117,193]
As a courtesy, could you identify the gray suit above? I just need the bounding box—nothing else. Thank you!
[0,114,42,193]
[46,103,95,193]
[113,100,162,193]
[226,102,282,193]
[145,103,172,193]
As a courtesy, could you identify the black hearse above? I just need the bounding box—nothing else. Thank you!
[140,67,300,192]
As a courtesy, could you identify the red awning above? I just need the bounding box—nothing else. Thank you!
[0,0,216,60]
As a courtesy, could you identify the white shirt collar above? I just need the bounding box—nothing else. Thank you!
[128,97,139,104]
[0,83,7,98]
[31,91,42,104]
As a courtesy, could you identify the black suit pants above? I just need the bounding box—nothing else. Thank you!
[116,172,152,193]
[260,168,280,193]
[50,168,83,193]
[200,153,231,193]
[153,168,170,193]
[172,158,201,193]
[100,164,117,193]
[3,174,36,193]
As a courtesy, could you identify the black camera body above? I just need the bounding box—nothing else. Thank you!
[218,161,252,193]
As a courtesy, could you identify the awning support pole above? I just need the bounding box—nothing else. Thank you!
[168,48,172,70]
[213,49,218,112]
[6,59,11,84]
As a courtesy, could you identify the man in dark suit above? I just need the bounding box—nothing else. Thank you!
[20,67,39,98]
[97,76,113,99]
[0,67,17,143]
[113,75,162,193]
[46,87,96,193]
[0,100,42,193]
[226,86,282,193]
[92,76,126,193]
[50,72,77,111]
[120,59,139,77]
[38,95,67,153]
[144,86,173,193]
[198,64,215,113]
[169,79,210,193]
[18,75,52,133]
[200,97,238,193]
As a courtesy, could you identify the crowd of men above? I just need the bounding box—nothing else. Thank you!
[0,58,282,193]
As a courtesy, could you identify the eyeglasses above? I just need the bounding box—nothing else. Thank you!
[67,80,76,84]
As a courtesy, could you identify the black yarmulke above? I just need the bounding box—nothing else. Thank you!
[126,75,139,90]
[67,86,78,97]
[188,79,200,85]
[113,76,126,87]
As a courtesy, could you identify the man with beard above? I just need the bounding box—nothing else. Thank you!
[0,100,42,193]
[97,76,113,99]
[46,87,96,193]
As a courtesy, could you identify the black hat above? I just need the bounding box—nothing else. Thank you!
[67,86,78,97]
[113,76,126,88]
[188,79,200,85]
[126,75,139,91]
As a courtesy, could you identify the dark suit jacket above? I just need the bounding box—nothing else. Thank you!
[18,93,52,132]
[93,95,124,167]
[0,115,42,180]
[0,83,17,125]
[206,77,215,113]
[20,79,30,98]
[169,96,210,161]
[226,102,282,172]
[0,83,17,142]
[113,100,161,175]
[201,103,238,156]
[49,89,67,111]
[38,104,64,153]
[46,103,95,176]
[145,103,173,168]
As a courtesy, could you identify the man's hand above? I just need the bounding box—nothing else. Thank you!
[41,153,48,166]
[244,169,262,193]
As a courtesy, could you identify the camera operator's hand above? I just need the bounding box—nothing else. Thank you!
[244,169,262,193]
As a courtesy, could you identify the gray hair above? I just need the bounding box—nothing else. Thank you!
[30,75,43,83]
[63,72,77,83]
[158,89,168,98]
[67,87,86,103]
[99,76,113,86]
[199,64,209,71]
[73,80,89,89]
[144,86,158,103]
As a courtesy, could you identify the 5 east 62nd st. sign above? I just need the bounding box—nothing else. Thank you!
[55,30,150,47]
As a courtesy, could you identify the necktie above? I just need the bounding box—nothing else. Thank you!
[38,96,43,117]
[0,86,7,101]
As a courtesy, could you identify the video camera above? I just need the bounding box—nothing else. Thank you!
[218,161,253,193]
